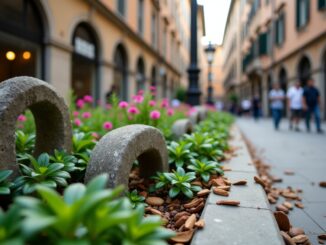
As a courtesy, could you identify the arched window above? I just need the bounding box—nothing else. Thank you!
[71,22,99,100]
[136,57,145,93]
[113,44,128,100]
[297,56,311,87]
[0,0,45,82]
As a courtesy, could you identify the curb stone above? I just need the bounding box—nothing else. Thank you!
[191,125,284,245]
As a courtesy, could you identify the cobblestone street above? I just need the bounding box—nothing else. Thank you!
[238,118,326,244]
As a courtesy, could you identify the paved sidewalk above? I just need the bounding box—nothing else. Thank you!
[237,118,326,245]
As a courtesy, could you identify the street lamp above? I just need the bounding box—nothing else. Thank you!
[204,42,216,105]
[187,0,201,106]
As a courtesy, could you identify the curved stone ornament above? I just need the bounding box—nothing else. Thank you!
[0,76,72,174]
[172,119,193,139]
[85,125,168,188]
[194,106,208,121]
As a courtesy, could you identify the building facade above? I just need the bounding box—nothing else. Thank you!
[0,0,205,103]
[201,45,224,102]
[223,0,326,119]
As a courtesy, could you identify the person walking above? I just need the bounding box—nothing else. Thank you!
[269,83,285,130]
[252,95,261,121]
[287,81,303,131]
[302,78,323,133]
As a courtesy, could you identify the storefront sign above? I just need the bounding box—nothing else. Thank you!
[75,37,95,59]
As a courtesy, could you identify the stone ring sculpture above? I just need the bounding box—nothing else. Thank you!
[0,76,72,176]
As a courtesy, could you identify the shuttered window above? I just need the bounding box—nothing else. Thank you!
[275,13,285,46]
[296,0,310,29]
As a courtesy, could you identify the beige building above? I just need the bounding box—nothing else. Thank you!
[223,0,326,118]
[0,0,205,103]
[201,45,224,101]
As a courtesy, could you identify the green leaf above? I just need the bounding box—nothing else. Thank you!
[38,153,50,167]
[85,174,108,195]
[0,170,12,182]
[169,187,180,198]
[181,187,193,199]
[64,183,86,204]
[36,185,66,215]
[0,186,10,194]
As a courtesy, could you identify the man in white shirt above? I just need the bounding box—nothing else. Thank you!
[269,83,285,130]
[287,81,303,131]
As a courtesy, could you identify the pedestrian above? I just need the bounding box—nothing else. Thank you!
[302,78,323,133]
[269,83,285,130]
[287,81,303,131]
[241,98,251,117]
[252,95,261,121]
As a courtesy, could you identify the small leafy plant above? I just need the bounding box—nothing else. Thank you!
[0,170,13,195]
[126,189,146,208]
[15,130,35,156]
[14,153,71,194]
[14,174,174,244]
[164,167,201,199]
[187,158,223,182]
[167,141,196,168]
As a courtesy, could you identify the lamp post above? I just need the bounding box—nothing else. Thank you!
[187,0,201,106]
[204,42,216,105]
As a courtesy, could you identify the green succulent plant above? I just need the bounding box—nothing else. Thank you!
[167,141,196,168]
[164,167,201,199]
[187,158,223,182]
[0,205,24,245]
[0,170,13,195]
[50,150,80,172]
[152,172,171,190]
[15,130,35,155]
[14,174,174,244]
[14,153,71,194]
[126,189,146,209]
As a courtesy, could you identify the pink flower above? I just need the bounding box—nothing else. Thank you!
[119,101,129,108]
[150,86,156,91]
[149,100,156,107]
[150,110,161,120]
[128,106,140,114]
[92,132,99,139]
[76,99,84,109]
[83,95,93,103]
[17,114,27,122]
[137,90,144,95]
[74,118,82,127]
[106,104,112,110]
[103,121,113,130]
[167,108,174,116]
[161,98,169,108]
[73,111,79,117]
[82,112,91,119]
[133,95,144,104]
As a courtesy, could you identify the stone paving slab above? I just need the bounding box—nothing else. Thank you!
[207,171,270,209]
[191,126,283,245]
[192,204,283,245]
[237,118,326,245]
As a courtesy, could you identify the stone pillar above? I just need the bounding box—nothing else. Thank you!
[262,74,269,117]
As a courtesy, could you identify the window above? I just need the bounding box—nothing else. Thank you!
[275,13,285,45]
[117,0,125,16]
[318,0,326,10]
[258,32,268,55]
[137,0,144,35]
[296,0,310,29]
[151,12,157,48]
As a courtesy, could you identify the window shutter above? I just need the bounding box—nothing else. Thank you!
[259,32,267,55]
[306,0,310,23]
[296,0,300,28]
[274,19,279,44]
[318,0,326,9]
[281,13,285,43]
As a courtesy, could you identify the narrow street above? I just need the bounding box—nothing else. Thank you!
[238,118,326,245]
